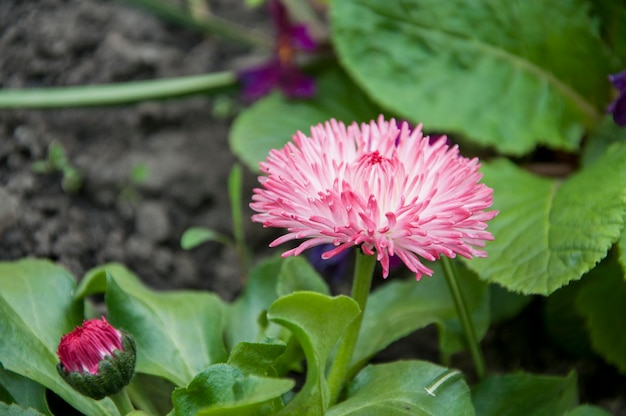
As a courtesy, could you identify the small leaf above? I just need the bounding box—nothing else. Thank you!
[227,339,287,376]
[0,259,119,416]
[79,264,228,386]
[267,292,361,414]
[331,0,611,155]
[275,256,330,297]
[171,364,294,416]
[471,372,578,416]
[229,66,381,172]
[180,227,232,250]
[575,257,626,373]
[353,261,489,370]
[470,142,626,295]
[327,361,474,416]
[564,404,614,416]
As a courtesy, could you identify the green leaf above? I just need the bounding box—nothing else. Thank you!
[330,0,611,155]
[224,256,329,349]
[171,364,294,416]
[469,142,626,295]
[180,227,232,250]
[575,257,626,373]
[471,372,579,416]
[267,292,361,415]
[0,259,119,416]
[327,362,474,416]
[620,227,626,279]
[226,339,287,376]
[353,261,489,370]
[0,403,46,416]
[229,66,381,172]
[127,373,176,416]
[489,284,533,325]
[78,264,228,386]
[0,366,50,415]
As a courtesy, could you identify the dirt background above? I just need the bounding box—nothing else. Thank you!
[0,0,625,414]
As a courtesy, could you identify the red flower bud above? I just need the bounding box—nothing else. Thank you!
[56,317,136,400]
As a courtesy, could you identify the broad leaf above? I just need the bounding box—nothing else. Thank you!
[469,142,626,295]
[327,362,474,416]
[575,257,626,373]
[78,264,228,386]
[353,261,489,371]
[127,373,176,416]
[471,372,579,415]
[267,292,361,415]
[331,0,611,155]
[229,66,381,172]
[0,259,119,416]
[565,405,614,416]
[171,364,294,416]
[226,339,286,376]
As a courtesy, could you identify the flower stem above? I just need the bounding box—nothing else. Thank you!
[327,250,377,405]
[110,388,134,415]
[0,71,237,108]
[440,256,486,380]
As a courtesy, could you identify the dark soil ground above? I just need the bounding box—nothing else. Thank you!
[1,1,625,415]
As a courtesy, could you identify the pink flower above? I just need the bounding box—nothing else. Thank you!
[251,116,497,279]
[57,317,124,375]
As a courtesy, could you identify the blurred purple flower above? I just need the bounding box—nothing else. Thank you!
[238,0,316,101]
[308,243,351,282]
[608,70,626,127]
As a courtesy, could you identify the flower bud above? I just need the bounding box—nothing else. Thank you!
[56,317,136,400]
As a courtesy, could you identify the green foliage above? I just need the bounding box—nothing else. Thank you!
[77,264,228,386]
[327,363,474,416]
[471,372,579,416]
[0,366,50,415]
[181,227,233,249]
[353,262,489,372]
[330,0,611,155]
[0,403,46,416]
[469,142,626,295]
[267,292,361,415]
[0,259,119,416]
[229,66,381,172]
[31,142,83,192]
[576,257,626,373]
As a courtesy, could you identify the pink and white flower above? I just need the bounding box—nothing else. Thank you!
[251,116,497,279]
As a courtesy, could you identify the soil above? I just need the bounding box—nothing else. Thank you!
[0,1,625,415]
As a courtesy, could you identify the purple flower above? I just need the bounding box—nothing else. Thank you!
[238,0,316,101]
[608,70,626,127]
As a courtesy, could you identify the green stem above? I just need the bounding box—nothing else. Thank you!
[0,71,237,108]
[110,388,134,415]
[441,256,486,380]
[327,250,377,405]
[121,0,273,49]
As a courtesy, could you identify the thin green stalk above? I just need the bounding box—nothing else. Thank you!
[121,0,273,49]
[441,256,486,380]
[228,163,251,276]
[110,388,134,415]
[0,71,237,109]
[327,250,377,406]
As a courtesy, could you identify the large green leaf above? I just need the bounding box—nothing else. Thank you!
[0,259,119,416]
[575,257,626,373]
[0,403,46,416]
[229,66,381,172]
[331,0,611,155]
[327,362,474,416]
[469,142,626,295]
[353,261,489,372]
[471,372,578,415]
[171,364,294,416]
[267,292,361,415]
[77,264,228,386]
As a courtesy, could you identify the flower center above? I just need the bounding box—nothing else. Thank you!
[367,151,384,165]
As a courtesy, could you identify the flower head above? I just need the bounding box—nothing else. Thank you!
[251,116,497,279]
[57,317,136,399]
[608,70,626,127]
[238,0,316,101]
